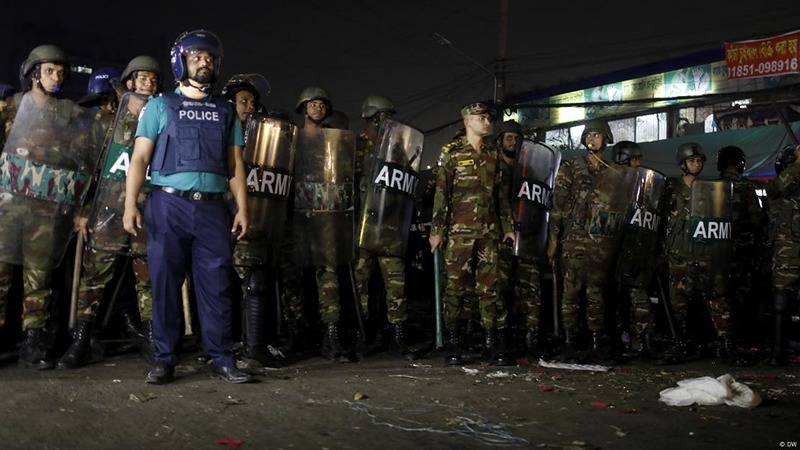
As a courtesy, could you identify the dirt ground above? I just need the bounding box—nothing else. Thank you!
[0,342,798,450]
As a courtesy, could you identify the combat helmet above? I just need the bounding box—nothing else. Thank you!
[716,145,746,174]
[774,144,797,174]
[361,94,396,120]
[295,86,332,115]
[19,44,70,91]
[121,55,162,86]
[580,119,613,148]
[676,142,706,166]
[497,120,522,137]
[613,140,643,165]
[170,29,223,83]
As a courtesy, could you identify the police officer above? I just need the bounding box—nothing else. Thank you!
[495,119,544,357]
[767,144,800,365]
[663,143,745,366]
[0,44,102,370]
[123,29,253,384]
[352,95,416,359]
[57,58,163,370]
[546,120,627,364]
[429,102,515,366]
[716,145,766,347]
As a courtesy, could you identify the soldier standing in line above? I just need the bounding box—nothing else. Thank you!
[663,142,746,366]
[0,44,104,369]
[429,102,515,366]
[353,95,419,360]
[715,145,766,349]
[766,144,800,366]
[57,59,162,369]
[546,120,635,364]
[495,119,546,358]
[280,86,353,362]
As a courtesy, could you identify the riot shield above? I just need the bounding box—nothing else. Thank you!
[583,164,639,269]
[237,113,297,267]
[615,167,667,288]
[357,119,424,257]
[289,127,355,266]
[685,179,733,298]
[86,92,151,257]
[512,139,560,261]
[0,92,103,269]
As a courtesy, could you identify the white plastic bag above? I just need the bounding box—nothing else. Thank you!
[659,373,762,408]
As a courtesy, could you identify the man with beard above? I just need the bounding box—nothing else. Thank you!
[123,29,252,384]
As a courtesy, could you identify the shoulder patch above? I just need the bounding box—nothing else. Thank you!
[441,141,459,154]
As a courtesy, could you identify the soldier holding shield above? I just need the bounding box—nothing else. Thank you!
[0,44,104,369]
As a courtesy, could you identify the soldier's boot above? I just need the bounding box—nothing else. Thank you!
[121,312,145,342]
[18,328,55,370]
[524,328,542,360]
[56,320,96,370]
[321,322,348,362]
[140,320,156,364]
[653,337,687,365]
[557,328,579,364]
[717,334,749,367]
[588,331,618,365]
[240,296,284,369]
[770,290,790,366]
[444,325,463,365]
[464,319,481,352]
[388,322,418,360]
[482,327,512,366]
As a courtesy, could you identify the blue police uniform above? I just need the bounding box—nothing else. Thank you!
[135,88,244,368]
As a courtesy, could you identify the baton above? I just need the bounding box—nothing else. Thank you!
[656,273,678,340]
[100,256,132,332]
[551,261,560,338]
[773,101,800,146]
[182,275,193,335]
[69,232,85,330]
[433,247,444,349]
[348,263,367,353]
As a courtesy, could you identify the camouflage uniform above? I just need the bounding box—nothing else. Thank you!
[663,179,732,335]
[353,132,407,324]
[431,136,512,329]
[767,162,800,292]
[548,155,622,333]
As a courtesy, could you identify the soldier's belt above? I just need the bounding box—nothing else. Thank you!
[156,185,225,201]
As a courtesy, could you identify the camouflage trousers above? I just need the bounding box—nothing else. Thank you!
[280,258,341,324]
[773,237,800,292]
[354,249,407,324]
[560,239,616,331]
[76,246,153,322]
[622,285,656,335]
[441,237,505,329]
[0,261,51,330]
[667,253,732,335]
[498,249,541,328]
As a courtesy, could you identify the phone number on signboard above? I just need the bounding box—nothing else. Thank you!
[728,58,799,78]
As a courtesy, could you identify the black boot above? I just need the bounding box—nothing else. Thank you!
[388,322,418,360]
[653,336,687,365]
[557,328,579,363]
[140,320,156,364]
[524,328,542,359]
[321,322,348,362]
[444,325,462,365]
[240,294,284,369]
[18,328,55,370]
[717,334,749,367]
[588,331,617,365]
[56,321,97,370]
[490,328,513,366]
[770,290,790,366]
[121,313,145,342]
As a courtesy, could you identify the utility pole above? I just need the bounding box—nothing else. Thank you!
[495,0,509,110]
[430,32,498,107]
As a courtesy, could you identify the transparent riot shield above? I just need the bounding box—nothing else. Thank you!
[86,92,151,257]
[236,114,297,267]
[587,165,639,244]
[0,92,103,269]
[290,127,355,266]
[615,167,667,288]
[357,119,424,257]
[686,179,733,298]
[512,139,560,261]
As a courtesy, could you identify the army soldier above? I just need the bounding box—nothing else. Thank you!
[766,144,800,365]
[353,95,418,360]
[57,59,162,370]
[0,44,104,369]
[495,120,545,357]
[547,120,635,364]
[429,102,515,366]
[663,143,746,366]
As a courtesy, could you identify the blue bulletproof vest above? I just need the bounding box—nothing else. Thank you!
[151,92,232,177]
